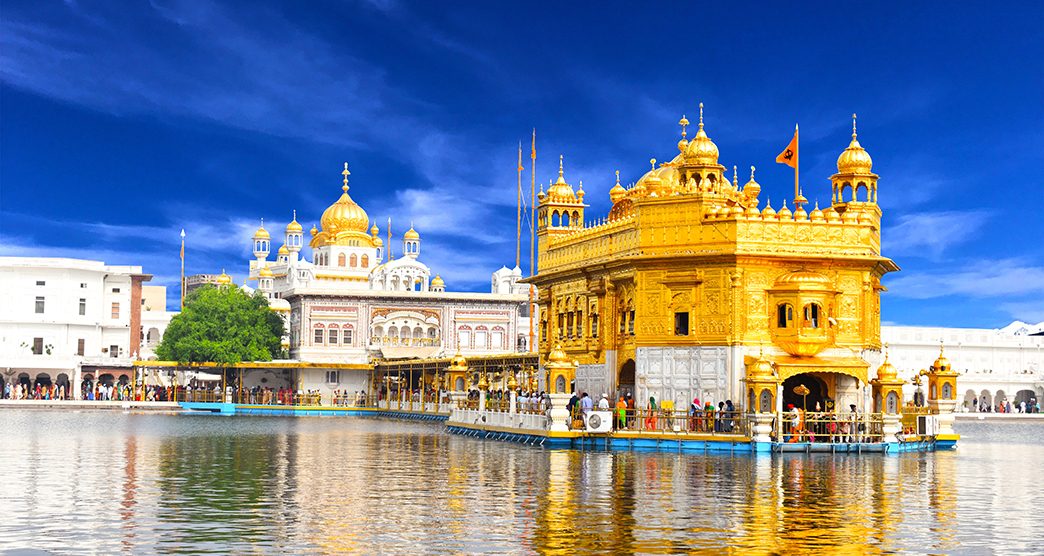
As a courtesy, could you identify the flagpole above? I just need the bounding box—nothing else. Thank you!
[794,124,800,204]
[516,142,523,269]
[179,229,186,310]
[529,128,536,356]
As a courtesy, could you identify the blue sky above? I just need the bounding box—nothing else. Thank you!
[1,1,1042,327]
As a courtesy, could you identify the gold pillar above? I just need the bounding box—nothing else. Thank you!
[545,344,577,394]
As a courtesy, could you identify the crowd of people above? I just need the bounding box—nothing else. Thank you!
[967,398,1040,413]
[2,381,72,400]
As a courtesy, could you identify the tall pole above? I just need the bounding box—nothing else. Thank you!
[529,129,536,355]
[387,217,392,261]
[794,124,800,205]
[516,142,523,269]
[179,229,186,310]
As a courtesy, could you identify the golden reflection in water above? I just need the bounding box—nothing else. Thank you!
[8,414,1033,555]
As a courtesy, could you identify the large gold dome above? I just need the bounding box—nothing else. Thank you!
[320,164,370,235]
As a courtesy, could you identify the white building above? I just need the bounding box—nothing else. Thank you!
[880,323,1044,411]
[0,257,174,397]
[237,163,538,398]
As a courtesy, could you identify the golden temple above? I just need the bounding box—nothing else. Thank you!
[529,106,899,415]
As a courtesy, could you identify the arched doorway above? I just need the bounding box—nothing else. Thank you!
[34,373,52,387]
[781,374,828,411]
[964,389,978,411]
[618,359,636,399]
[1014,389,1035,410]
[995,390,1007,411]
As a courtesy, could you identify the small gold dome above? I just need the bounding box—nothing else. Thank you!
[876,357,898,381]
[747,352,775,379]
[932,346,951,373]
[431,274,445,288]
[403,226,420,240]
[777,201,793,220]
[258,265,273,278]
[320,163,370,235]
[742,165,761,198]
[761,200,777,219]
[373,235,384,247]
[547,155,577,201]
[610,170,627,203]
[277,244,289,256]
[547,343,569,363]
[448,351,467,369]
[370,224,379,236]
[836,114,873,174]
[809,202,826,222]
[745,203,760,218]
[685,103,719,165]
[253,222,270,240]
[217,270,232,285]
[286,210,303,233]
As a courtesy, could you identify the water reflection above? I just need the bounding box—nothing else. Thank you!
[1,412,1041,554]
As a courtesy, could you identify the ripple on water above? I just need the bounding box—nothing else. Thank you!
[1,411,1042,555]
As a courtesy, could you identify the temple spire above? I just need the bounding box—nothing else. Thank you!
[342,162,350,192]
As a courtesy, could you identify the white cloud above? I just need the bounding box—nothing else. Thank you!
[998,301,1044,324]
[883,210,991,259]
[886,259,1044,300]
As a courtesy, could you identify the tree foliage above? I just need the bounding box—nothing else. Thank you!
[156,286,285,364]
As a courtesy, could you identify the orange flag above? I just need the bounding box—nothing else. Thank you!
[776,130,798,168]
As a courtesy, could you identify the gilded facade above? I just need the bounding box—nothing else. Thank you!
[529,108,897,413]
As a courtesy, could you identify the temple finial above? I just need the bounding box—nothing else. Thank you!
[292,209,297,222]
[615,169,620,185]
[650,158,656,170]
[342,162,350,192]
[558,154,564,179]
[260,217,264,228]
[698,102,704,128]
[750,165,756,180]
[679,114,689,138]
[733,165,739,187]
[852,113,858,138]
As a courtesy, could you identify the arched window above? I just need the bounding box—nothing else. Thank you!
[803,303,821,328]
[338,253,346,267]
[777,304,794,328]
[313,324,325,345]
[350,254,358,267]
[551,211,560,227]
[361,254,369,267]
[886,391,899,414]
[475,326,488,349]
[572,211,580,226]
[328,327,339,345]
[562,212,570,227]
[759,389,773,413]
[343,326,353,346]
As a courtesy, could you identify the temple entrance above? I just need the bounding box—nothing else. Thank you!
[782,373,829,412]
[618,359,636,399]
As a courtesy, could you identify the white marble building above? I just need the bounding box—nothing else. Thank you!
[880,323,1044,410]
[241,163,538,398]
[0,257,174,397]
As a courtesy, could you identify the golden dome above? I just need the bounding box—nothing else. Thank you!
[747,351,775,379]
[373,235,384,247]
[745,203,761,218]
[742,165,761,198]
[761,200,777,219]
[403,226,420,240]
[547,155,577,201]
[431,274,445,288]
[777,200,793,220]
[258,265,273,278]
[932,345,952,373]
[286,210,303,233]
[547,343,569,363]
[447,350,468,370]
[277,244,289,256]
[609,170,627,203]
[773,269,833,290]
[685,103,719,165]
[320,163,370,235]
[876,354,898,381]
[809,201,826,222]
[216,270,232,285]
[253,221,270,240]
[836,114,873,174]
[370,224,379,236]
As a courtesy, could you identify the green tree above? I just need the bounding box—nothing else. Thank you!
[156,286,285,364]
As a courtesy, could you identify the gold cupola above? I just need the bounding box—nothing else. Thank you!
[836,115,873,175]
[258,265,273,278]
[609,170,627,203]
[253,221,270,240]
[285,210,303,234]
[546,155,577,202]
[311,163,372,247]
[403,226,420,240]
[320,163,369,234]
[216,270,232,285]
[277,244,289,256]
[742,165,761,199]
[684,102,720,166]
